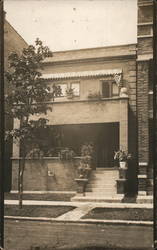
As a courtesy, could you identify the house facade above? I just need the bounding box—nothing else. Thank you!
[11,0,154,201]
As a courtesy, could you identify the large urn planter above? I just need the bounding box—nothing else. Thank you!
[119,161,127,169]
[117,162,128,194]
[114,150,132,195]
[75,178,88,194]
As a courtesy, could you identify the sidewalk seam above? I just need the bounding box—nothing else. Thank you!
[4,215,153,226]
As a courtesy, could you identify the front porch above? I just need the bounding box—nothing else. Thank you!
[11,96,152,201]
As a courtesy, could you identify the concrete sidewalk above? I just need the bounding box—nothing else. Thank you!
[4,199,153,208]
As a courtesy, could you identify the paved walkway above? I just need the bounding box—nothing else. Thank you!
[4,199,153,225]
[56,203,96,221]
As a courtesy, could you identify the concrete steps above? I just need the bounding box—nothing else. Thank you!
[85,188,116,193]
[72,168,121,202]
[86,168,118,194]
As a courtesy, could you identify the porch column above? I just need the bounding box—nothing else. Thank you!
[119,97,128,152]
[12,118,20,158]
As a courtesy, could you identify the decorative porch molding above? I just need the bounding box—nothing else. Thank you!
[41,69,122,80]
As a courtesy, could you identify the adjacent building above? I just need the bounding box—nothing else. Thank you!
[4,16,27,191]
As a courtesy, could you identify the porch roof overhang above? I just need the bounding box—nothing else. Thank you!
[41,69,122,80]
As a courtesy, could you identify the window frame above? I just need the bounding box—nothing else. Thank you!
[70,81,80,97]
[100,79,119,98]
[52,81,80,98]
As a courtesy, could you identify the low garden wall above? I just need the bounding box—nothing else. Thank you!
[11,157,81,192]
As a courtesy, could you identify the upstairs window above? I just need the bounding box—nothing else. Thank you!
[71,82,80,96]
[101,81,119,98]
[112,82,119,96]
[53,82,80,98]
[56,83,67,96]
[102,81,110,98]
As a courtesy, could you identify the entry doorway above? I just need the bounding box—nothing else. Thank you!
[40,122,119,168]
[96,123,119,168]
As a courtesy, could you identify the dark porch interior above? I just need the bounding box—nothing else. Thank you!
[42,122,119,168]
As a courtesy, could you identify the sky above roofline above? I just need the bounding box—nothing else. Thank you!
[4,0,137,52]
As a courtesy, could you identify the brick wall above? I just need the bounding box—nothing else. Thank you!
[137,0,153,195]
[137,61,149,163]
[12,158,80,191]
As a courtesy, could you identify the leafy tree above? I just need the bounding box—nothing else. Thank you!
[5,39,60,208]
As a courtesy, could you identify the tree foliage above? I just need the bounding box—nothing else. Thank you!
[5,39,59,208]
[5,38,58,150]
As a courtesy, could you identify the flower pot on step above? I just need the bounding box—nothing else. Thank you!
[119,161,127,169]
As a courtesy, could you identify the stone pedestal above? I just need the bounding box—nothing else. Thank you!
[119,168,127,179]
[117,179,127,194]
[117,167,127,194]
[75,178,88,194]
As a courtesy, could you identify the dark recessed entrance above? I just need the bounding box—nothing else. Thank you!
[47,122,119,168]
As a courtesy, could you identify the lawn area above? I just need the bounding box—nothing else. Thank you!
[29,246,152,250]
[5,192,75,201]
[4,205,76,218]
[82,207,153,221]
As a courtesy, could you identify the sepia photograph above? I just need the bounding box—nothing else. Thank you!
[1,0,155,249]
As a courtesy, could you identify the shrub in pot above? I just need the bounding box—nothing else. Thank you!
[66,87,74,99]
[114,150,131,169]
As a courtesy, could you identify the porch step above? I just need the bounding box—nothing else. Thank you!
[90,172,118,177]
[86,189,117,193]
[90,176,118,180]
[71,194,124,202]
[85,169,118,195]
[86,185,117,190]
[87,183,116,188]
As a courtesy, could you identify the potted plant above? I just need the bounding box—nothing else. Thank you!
[26,144,44,159]
[78,164,90,179]
[66,87,74,99]
[114,150,131,169]
[88,91,101,100]
[75,142,94,194]
[75,156,92,194]
[59,147,75,160]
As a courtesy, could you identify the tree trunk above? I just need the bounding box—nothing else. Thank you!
[18,157,25,209]
[18,117,27,209]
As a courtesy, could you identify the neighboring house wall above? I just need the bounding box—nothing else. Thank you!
[4,17,27,191]
[137,0,153,195]
[4,19,27,71]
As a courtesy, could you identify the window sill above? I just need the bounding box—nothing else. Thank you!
[11,156,82,160]
[41,96,128,105]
